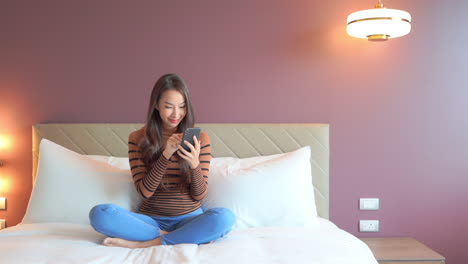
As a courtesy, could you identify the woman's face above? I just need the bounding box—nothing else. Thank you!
[157,90,187,130]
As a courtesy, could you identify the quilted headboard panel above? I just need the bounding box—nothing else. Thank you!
[32,123,330,219]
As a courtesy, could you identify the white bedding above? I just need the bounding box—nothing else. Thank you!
[0,218,377,264]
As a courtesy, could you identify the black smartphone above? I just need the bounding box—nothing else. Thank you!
[180,127,201,151]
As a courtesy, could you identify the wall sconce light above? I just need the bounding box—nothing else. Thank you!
[0,135,5,167]
[0,133,10,211]
[0,176,5,210]
[347,0,411,41]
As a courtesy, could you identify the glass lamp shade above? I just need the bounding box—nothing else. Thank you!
[0,135,11,150]
[347,8,411,41]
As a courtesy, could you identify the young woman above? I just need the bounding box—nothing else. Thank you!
[89,73,235,248]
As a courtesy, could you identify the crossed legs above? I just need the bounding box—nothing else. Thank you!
[89,204,235,248]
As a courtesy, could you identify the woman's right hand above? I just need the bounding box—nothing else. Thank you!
[162,133,183,159]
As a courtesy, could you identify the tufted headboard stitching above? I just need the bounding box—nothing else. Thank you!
[32,123,330,219]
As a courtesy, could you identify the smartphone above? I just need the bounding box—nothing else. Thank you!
[180,127,201,151]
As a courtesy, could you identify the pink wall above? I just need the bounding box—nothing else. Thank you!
[1,0,467,263]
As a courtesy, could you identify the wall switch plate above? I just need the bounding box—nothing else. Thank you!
[0,219,5,229]
[359,220,379,232]
[0,197,5,210]
[359,198,379,210]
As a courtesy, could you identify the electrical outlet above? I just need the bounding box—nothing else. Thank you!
[0,219,5,229]
[359,220,379,232]
[359,198,379,210]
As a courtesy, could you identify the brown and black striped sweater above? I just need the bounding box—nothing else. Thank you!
[128,128,211,216]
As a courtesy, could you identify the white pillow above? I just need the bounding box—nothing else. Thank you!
[22,139,141,224]
[203,146,318,229]
[86,155,131,170]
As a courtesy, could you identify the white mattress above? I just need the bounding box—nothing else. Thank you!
[0,218,377,264]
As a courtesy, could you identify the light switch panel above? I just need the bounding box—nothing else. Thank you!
[0,197,5,210]
[359,198,379,210]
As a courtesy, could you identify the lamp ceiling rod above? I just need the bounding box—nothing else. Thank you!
[376,0,384,8]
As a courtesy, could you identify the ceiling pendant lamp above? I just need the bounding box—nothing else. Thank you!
[347,0,411,41]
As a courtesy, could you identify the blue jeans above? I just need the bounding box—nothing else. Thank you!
[89,204,235,245]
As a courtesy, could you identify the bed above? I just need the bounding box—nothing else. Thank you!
[0,123,377,264]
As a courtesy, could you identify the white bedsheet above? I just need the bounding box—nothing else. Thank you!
[0,218,377,264]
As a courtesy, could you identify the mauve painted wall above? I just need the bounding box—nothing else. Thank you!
[1,0,467,263]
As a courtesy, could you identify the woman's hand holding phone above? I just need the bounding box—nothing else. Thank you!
[163,133,183,159]
[177,136,201,169]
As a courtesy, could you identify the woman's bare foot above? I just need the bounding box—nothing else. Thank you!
[103,237,162,248]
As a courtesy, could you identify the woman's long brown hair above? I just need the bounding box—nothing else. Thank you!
[139,73,195,190]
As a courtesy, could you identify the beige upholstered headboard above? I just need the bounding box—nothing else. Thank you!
[32,123,330,219]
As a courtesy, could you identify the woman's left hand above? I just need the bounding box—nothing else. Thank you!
[177,136,201,169]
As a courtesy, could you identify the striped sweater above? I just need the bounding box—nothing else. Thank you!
[128,128,211,216]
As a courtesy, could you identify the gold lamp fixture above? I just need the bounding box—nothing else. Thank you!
[347,0,411,41]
